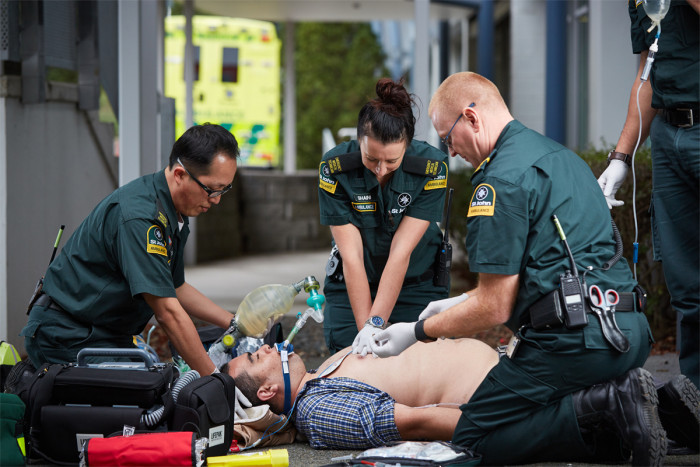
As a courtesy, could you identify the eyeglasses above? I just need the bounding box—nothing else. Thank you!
[177,157,232,198]
[440,102,475,148]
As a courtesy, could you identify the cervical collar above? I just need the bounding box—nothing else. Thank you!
[275,342,294,414]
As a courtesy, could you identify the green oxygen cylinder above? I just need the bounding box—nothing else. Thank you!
[235,282,302,338]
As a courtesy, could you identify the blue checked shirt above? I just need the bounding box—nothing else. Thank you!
[292,377,402,449]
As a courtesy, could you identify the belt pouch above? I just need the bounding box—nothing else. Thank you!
[529,290,564,330]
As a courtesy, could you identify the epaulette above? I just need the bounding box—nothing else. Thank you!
[402,155,441,178]
[325,152,363,175]
[154,197,169,231]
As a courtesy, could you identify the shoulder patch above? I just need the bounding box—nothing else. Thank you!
[467,184,496,217]
[146,225,168,256]
[403,155,441,178]
[319,161,338,194]
[424,161,448,191]
[326,152,363,175]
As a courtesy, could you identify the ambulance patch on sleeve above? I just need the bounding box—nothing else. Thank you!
[146,225,168,256]
[319,162,338,194]
[467,184,496,217]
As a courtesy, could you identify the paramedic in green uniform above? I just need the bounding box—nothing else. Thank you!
[599,0,699,389]
[371,73,666,465]
[318,78,449,355]
[22,124,240,378]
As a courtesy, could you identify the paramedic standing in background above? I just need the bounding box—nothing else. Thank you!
[598,0,699,387]
[318,78,450,355]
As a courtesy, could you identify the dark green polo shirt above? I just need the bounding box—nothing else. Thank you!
[318,140,448,284]
[465,121,637,331]
[629,0,699,109]
[42,169,188,335]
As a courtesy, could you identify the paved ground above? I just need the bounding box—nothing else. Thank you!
[186,250,699,467]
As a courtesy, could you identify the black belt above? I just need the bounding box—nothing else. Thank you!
[34,293,65,312]
[402,269,434,286]
[662,107,698,128]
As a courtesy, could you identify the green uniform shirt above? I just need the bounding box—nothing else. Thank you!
[465,120,637,331]
[318,140,448,283]
[629,0,699,109]
[41,169,188,336]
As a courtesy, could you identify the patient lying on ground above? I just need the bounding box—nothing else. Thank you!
[223,338,499,449]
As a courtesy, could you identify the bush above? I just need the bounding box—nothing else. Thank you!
[446,147,675,348]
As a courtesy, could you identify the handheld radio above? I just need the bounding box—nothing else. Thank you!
[26,224,65,313]
[552,215,588,329]
[434,188,454,288]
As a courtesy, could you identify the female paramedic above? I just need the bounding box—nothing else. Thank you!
[318,77,450,355]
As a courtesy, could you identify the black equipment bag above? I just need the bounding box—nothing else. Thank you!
[169,372,236,458]
[19,348,177,465]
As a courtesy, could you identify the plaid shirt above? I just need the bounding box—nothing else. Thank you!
[292,377,401,449]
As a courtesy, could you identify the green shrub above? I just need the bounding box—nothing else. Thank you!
[446,147,675,346]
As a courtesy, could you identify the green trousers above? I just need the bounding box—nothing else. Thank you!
[452,311,652,464]
[649,116,699,388]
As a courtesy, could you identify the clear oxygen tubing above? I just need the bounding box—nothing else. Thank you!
[630,26,660,281]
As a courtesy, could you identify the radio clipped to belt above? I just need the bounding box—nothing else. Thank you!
[529,215,631,353]
[26,225,65,314]
[325,244,344,282]
[434,188,454,288]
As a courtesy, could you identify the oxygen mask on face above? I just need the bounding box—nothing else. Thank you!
[207,276,325,367]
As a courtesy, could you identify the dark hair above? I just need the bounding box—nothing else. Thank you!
[232,369,270,410]
[168,123,240,175]
[357,78,416,144]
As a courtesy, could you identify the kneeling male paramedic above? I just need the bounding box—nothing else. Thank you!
[22,124,241,382]
[371,72,664,465]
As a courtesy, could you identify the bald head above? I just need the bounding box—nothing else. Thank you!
[429,72,513,166]
[429,72,508,118]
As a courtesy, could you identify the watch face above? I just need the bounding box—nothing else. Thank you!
[370,316,384,327]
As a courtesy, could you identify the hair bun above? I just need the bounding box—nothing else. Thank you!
[375,78,412,115]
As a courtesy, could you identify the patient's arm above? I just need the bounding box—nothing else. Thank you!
[394,404,461,441]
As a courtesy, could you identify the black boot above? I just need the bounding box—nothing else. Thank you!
[657,375,700,453]
[573,367,667,466]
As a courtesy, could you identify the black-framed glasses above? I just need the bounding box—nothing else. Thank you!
[177,157,232,198]
[440,102,475,148]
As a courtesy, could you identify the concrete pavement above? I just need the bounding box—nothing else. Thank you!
[185,250,696,467]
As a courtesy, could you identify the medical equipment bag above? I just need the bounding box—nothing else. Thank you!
[19,348,177,465]
[0,393,26,466]
[169,372,237,458]
[82,431,203,467]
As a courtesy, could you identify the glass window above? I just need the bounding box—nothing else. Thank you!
[222,47,239,83]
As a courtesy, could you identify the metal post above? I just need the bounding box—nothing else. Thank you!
[118,0,141,185]
[413,0,431,140]
[283,21,297,174]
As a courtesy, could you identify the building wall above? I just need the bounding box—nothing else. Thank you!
[1,77,116,352]
[197,169,332,262]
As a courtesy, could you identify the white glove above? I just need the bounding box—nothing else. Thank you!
[352,323,381,357]
[597,159,629,209]
[418,293,469,321]
[369,322,418,358]
[234,386,252,419]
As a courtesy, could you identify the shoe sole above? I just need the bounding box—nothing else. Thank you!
[631,368,667,466]
[662,375,700,452]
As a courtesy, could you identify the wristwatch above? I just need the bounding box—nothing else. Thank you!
[607,150,632,167]
[365,316,386,329]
